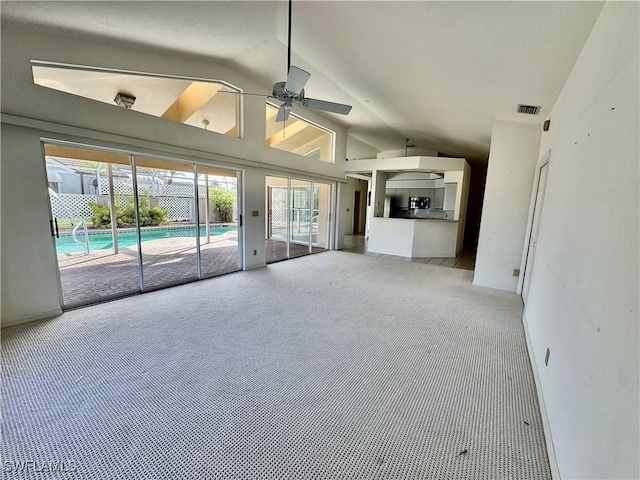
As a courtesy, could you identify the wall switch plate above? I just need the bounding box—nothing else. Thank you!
[252,210,259,217]
[513,269,520,277]
[545,348,550,366]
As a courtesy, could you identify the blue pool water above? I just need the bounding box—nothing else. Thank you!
[56,225,236,254]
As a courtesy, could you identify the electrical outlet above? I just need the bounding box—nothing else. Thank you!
[545,348,550,366]
[252,210,259,217]
[253,249,257,256]
[512,269,520,277]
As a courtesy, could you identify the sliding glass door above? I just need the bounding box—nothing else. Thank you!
[289,179,312,258]
[46,144,141,306]
[44,142,242,308]
[313,182,332,253]
[266,176,289,263]
[266,175,333,264]
[133,156,198,291]
[197,165,241,278]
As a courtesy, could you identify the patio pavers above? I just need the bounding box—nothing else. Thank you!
[58,232,239,306]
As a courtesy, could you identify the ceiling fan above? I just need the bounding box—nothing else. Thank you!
[228,0,352,122]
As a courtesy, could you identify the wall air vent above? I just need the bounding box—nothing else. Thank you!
[517,104,541,115]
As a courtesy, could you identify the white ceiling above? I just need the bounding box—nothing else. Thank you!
[1,1,604,164]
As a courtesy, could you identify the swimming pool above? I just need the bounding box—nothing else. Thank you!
[56,225,236,255]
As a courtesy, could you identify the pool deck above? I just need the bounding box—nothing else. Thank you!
[58,231,240,305]
[57,229,327,306]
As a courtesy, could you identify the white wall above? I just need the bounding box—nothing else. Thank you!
[0,24,347,327]
[474,120,541,291]
[346,135,379,160]
[1,124,64,324]
[376,147,438,158]
[523,3,639,479]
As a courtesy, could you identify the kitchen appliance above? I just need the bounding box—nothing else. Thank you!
[409,197,430,209]
[383,196,393,217]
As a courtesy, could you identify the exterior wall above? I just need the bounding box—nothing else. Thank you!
[0,25,347,327]
[473,120,542,291]
[522,3,639,479]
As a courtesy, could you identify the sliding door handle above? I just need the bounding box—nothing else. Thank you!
[54,218,59,238]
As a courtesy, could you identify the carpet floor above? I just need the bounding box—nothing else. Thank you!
[1,251,551,479]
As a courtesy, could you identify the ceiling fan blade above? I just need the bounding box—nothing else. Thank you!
[284,66,310,95]
[216,90,271,98]
[275,103,292,122]
[302,98,352,115]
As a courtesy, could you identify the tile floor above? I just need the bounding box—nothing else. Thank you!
[342,234,476,270]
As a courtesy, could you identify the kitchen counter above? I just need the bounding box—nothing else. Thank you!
[390,217,457,222]
[368,217,461,258]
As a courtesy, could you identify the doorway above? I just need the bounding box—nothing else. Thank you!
[45,142,242,308]
[522,153,550,303]
[353,191,361,234]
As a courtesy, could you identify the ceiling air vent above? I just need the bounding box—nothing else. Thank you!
[517,104,541,115]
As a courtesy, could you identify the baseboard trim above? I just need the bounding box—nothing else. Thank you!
[523,312,561,479]
[243,263,266,271]
[1,308,63,329]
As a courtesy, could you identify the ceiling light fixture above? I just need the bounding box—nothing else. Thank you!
[114,93,136,109]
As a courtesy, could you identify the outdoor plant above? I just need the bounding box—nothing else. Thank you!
[88,197,167,228]
[209,187,235,223]
[87,202,119,228]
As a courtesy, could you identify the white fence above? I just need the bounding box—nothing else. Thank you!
[50,193,95,219]
[98,178,206,198]
[51,193,195,222]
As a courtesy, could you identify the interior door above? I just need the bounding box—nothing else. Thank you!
[522,160,549,303]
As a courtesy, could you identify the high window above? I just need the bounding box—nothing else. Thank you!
[32,62,241,137]
[265,103,334,163]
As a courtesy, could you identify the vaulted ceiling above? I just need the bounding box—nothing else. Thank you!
[1,1,604,164]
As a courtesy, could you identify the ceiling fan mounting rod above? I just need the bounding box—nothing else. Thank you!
[287,0,292,74]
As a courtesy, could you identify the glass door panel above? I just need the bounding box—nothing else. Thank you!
[196,165,241,277]
[266,176,289,263]
[44,144,141,307]
[289,179,312,258]
[134,156,198,290]
[312,182,331,252]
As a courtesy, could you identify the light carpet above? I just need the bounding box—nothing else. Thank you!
[1,251,551,479]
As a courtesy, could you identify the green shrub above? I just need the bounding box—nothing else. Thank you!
[88,202,120,228]
[88,199,167,228]
[209,187,235,223]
